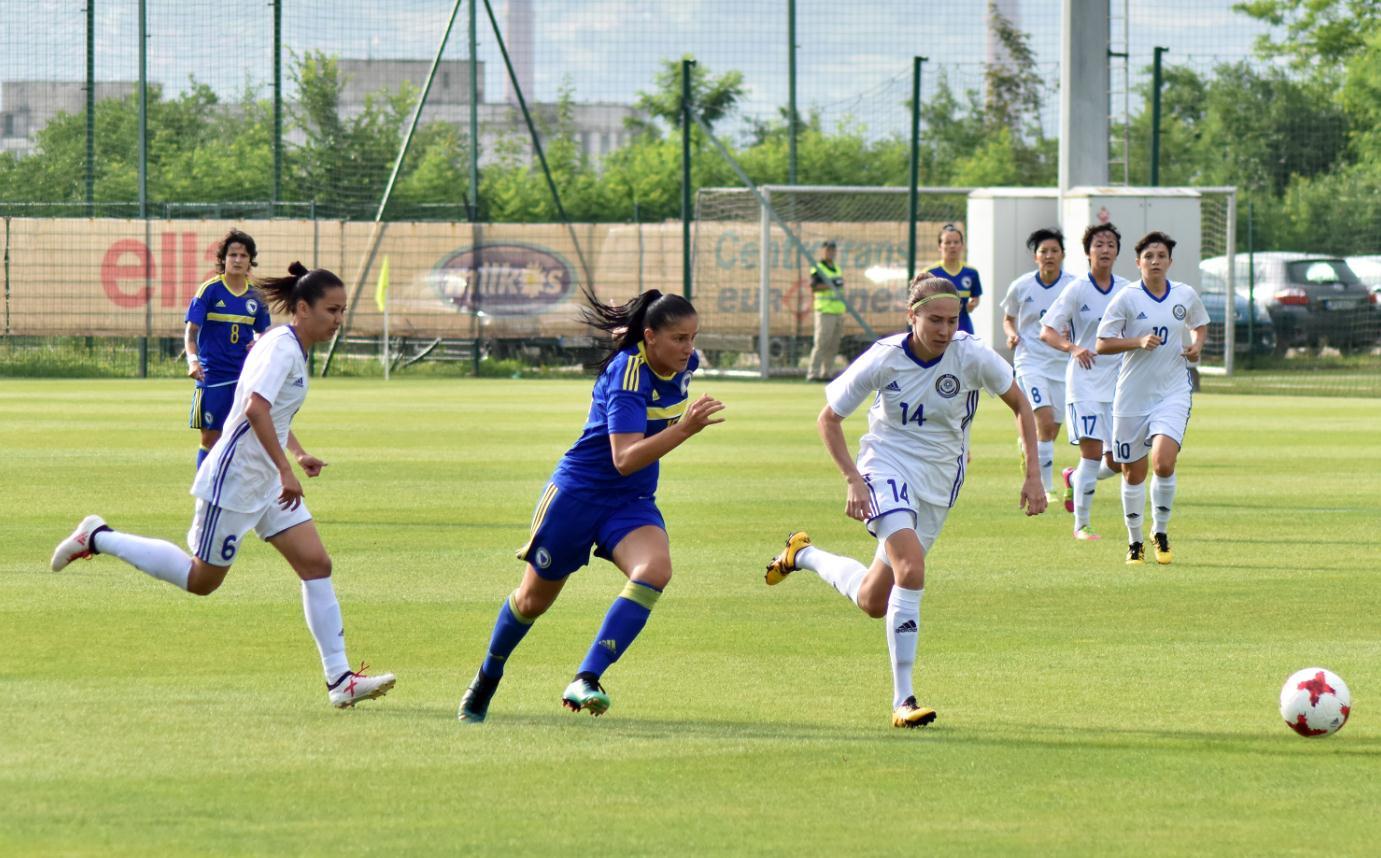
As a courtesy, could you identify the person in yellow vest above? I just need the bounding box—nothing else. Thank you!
[807,240,846,381]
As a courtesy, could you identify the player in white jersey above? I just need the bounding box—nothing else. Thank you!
[1001,228,1076,509]
[764,276,1046,729]
[1095,231,1208,566]
[51,263,396,709]
[1040,223,1131,540]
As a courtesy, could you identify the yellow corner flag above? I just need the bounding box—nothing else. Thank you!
[374,255,391,312]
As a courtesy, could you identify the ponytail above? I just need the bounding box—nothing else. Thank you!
[256,261,344,315]
[580,286,697,373]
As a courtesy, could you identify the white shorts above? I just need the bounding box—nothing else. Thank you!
[861,468,950,561]
[1066,400,1113,447]
[187,497,313,566]
[1112,397,1191,464]
[1016,371,1065,416]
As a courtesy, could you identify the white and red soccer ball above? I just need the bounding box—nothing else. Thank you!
[1280,668,1351,738]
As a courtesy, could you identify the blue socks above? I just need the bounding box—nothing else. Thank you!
[480,593,535,680]
[578,580,663,678]
[196,447,209,470]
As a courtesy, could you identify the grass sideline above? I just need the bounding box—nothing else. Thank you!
[2,378,1379,856]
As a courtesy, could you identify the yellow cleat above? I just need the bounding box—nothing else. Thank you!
[891,696,937,729]
[764,531,812,586]
[1126,541,1146,566]
[1152,532,1174,565]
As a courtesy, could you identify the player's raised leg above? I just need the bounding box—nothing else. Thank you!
[268,517,395,708]
[459,567,563,723]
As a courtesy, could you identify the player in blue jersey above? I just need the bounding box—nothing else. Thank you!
[185,229,272,470]
[457,289,726,723]
[925,224,983,335]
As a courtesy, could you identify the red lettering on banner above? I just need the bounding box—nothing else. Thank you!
[160,232,179,307]
[101,240,153,308]
[182,232,200,306]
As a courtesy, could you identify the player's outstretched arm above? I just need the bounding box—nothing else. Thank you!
[608,393,725,476]
[999,381,1046,516]
[817,405,870,521]
[286,431,327,478]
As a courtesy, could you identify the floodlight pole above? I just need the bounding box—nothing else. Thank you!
[907,56,927,284]
[273,0,282,209]
[138,0,149,378]
[681,58,695,300]
[85,1,95,213]
[1151,47,1167,186]
[467,0,480,221]
[787,0,798,185]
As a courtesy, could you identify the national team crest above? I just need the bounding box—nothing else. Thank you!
[679,373,691,395]
[935,373,960,398]
[1172,304,1187,320]
[245,298,259,315]
[534,547,552,569]
[961,276,972,289]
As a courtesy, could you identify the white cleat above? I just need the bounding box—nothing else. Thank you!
[328,663,396,708]
[51,515,108,572]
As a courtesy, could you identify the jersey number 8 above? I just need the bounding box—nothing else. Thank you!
[229,324,240,344]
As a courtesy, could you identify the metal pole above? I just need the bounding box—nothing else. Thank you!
[467,0,480,221]
[1246,199,1255,368]
[759,188,771,379]
[787,0,797,185]
[1223,190,1236,376]
[273,0,282,209]
[138,0,149,378]
[681,58,695,300]
[85,0,95,214]
[907,56,927,283]
[1150,46,1167,187]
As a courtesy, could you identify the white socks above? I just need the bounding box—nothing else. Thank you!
[885,586,923,708]
[796,545,867,607]
[1072,457,1100,529]
[1121,481,1146,543]
[1151,474,1177,534]
[93,530,191,590]
[302,577,350,682]
[1097,460,1119,480]
[1037,440,1055,492]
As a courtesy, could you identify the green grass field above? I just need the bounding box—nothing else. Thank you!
[2,378,1379,856]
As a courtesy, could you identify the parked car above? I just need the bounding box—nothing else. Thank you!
[1345,255,1381,304]
[1200,253,1377,353]
[1197,267,1275,357]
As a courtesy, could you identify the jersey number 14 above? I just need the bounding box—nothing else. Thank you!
[899,402,927,427]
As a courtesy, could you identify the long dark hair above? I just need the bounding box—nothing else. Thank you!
[256,261,345,316]
[580,287,697,373]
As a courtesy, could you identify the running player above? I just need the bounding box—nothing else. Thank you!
[764,276,1046,729]
[1001,228,1076,508]
[925,223,983,335]
[52,263,396,709]
[185,229,272,470]
[1095,231,1208,565]
[457,289,725,723]
[1039,223,1131,540]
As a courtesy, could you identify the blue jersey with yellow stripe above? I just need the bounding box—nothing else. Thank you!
[926,263,983,334]
[185,276,272,384]
[551,343,700,502]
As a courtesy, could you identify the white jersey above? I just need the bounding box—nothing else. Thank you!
[1096,280,1209,416]
[826,332,1014,508]
[1001,269,1075,379]
[192,325,310,512]
[1042,272,1131,403]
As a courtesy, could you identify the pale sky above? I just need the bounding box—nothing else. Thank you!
[3,0,1273,139]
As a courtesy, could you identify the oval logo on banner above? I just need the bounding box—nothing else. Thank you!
[433,243,577,316]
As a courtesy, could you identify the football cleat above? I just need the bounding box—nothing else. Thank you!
[457,668,501,724]
[328,662,396,708]
[1073,525,1102,542]
[765,531,812,586]
[1045,491,1063,509]
[1125,542,1146,566]
[561,673,610,716]
[891,696,937,729]
[50,515,109,572]
[1061,467,1075,513]
[1152,532,1174,565]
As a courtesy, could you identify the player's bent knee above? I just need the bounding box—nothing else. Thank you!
[186,561,227,596]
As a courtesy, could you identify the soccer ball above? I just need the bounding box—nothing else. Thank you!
[1279,668,1351,738]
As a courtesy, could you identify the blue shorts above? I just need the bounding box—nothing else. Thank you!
[189,383,235,432]
[516,482,665,580]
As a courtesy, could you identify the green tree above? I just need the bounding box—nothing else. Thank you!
[629,56,746,136]
[1234,0,1381,72]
